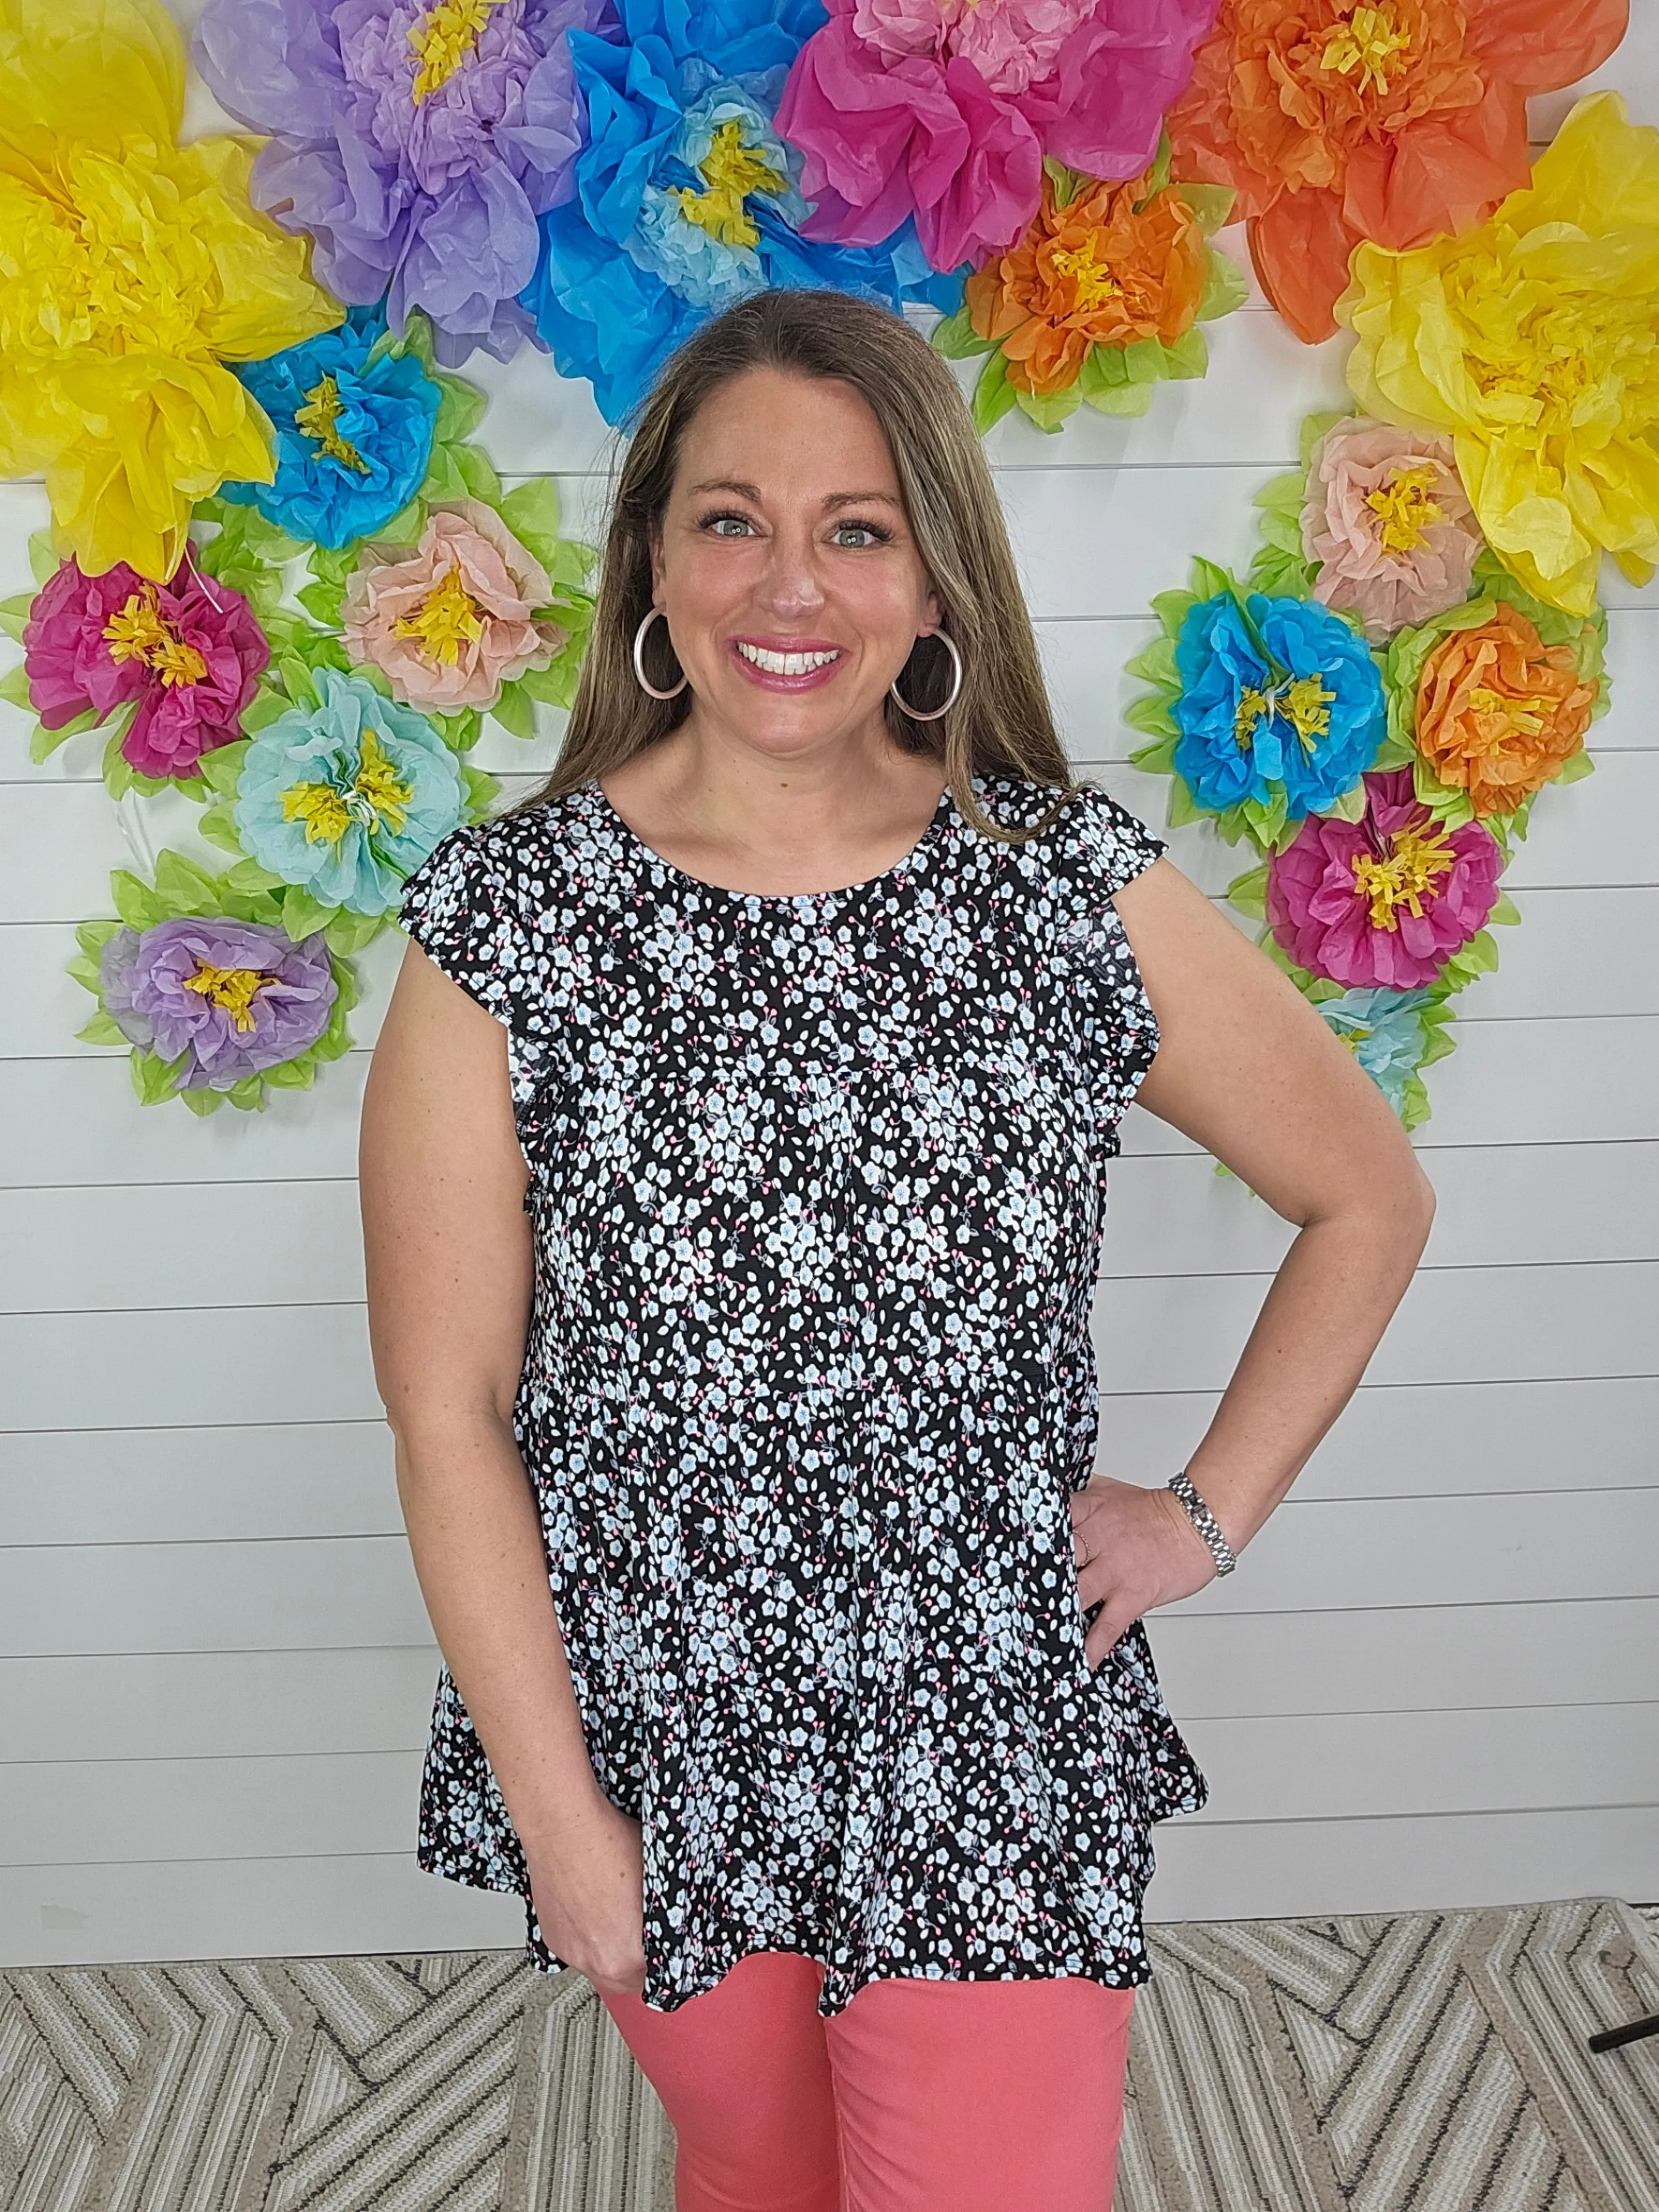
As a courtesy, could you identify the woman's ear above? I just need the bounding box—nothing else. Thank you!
[648,527,666,603]
[919,581,944,636]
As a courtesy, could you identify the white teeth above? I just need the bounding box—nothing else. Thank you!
[736,642,840,676]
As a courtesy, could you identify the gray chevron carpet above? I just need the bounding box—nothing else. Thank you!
[3,1898,1657,2211]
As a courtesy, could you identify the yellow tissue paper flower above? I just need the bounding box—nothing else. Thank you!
[0,0,344,582]
[1338,91,1659,617]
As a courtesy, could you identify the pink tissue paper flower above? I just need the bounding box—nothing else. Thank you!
[342,500,567,712]
[1266,768,1502,990]
[775,0,1220,273]
[1302,419,1483,641]
[23,557,269,779]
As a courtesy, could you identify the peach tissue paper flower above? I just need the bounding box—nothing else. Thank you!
[1167,0,1628,343]
[1302,418,1482,639]
[1412,605,1597,819]
[344,501,568,712]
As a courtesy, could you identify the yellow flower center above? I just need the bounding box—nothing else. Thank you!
[1337,1025,1373,1056]
[102,586,207,687]
[1049,236,1124,314]
[294,373,369,473]
[280,729,414,846]
[1350,820,1457,929]
[1319,5,1413,96]
[392,567,487,666]
[409,0,501,103]
[182,961,267,1032]
[1466,685,1551,737]
[1235,673,1336,755]
[1364,464,1443,556]
[672,122,788,250]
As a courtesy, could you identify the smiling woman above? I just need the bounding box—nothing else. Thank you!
[359,288,1437,2210]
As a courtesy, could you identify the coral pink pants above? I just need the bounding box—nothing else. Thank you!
[602,1951,1135,2211]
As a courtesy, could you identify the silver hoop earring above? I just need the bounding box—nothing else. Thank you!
[633,606,687,700]
[889,629,963,722]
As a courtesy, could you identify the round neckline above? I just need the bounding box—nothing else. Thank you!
[588,778,955,905]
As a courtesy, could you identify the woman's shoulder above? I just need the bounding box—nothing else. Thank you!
[402,784,620,919]
[968,775,1169,899]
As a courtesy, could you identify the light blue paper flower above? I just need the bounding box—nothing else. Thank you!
[234,670,466,915]
[222,310,441,549]
[1173,591,1386,822]
[1316,986,1434,1115]
[520,0,928,423]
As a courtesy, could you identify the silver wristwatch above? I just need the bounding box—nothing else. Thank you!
[1167,1469,1238,1576]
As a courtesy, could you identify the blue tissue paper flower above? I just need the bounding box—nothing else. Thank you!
[1173,591,1386,822]
[234,669,465,915]
[1316,986,1435,1114]
[224,310,441,549]
[520,0,929,424]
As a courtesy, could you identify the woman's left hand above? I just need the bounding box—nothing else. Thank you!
[1069,1476,1223,1670]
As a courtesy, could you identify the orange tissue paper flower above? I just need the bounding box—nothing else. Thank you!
[1165,0,1629,343]
[965,166,1210,397]
[1414,605,1596,817]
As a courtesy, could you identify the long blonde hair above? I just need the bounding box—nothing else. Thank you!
[518,289,1073,840]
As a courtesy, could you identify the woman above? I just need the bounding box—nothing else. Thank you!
[361,288,1435,2209]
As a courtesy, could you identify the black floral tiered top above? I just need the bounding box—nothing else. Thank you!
[396,774,1208,2017]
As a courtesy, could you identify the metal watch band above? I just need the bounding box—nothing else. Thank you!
[1167,1469,1238,1576]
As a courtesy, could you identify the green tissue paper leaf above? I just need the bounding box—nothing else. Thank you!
[972,351,1019,435]
[931,305,997,359]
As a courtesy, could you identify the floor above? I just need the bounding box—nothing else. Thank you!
[3,1898,1657,2211]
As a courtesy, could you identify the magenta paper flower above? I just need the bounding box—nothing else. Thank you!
[342,500,567,711]
[1303,420,1484,642]
[775,0,1220,272]
[23,558,269,781]
[1266,768,1502,990]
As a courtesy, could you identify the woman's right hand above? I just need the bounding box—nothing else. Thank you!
[524,1791,648,1997]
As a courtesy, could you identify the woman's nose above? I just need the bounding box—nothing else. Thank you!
[753,531,828,617]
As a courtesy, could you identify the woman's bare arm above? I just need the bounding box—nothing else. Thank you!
[360,940,646,1991]
[1070,854,1438,1665]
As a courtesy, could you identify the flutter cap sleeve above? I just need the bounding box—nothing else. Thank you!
[398,822,551,1104]
[1058,785,1169,1145]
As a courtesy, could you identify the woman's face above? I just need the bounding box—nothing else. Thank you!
[650,366,943,763]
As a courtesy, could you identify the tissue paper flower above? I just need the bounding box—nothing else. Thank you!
[0,0,344,582]
[523,0,916,425]
[194,0,606,364]
[1301,419,1482,640]
[23,558,269,782]
[220,312,441,549]
[343,500,567,710]
[1409,603,1597,819]
[775,0,1219,273]
[1266,766,1501,988]
[1316,983,1440,1116]
[1167,0,1628,343]
[1341,91,1659,615]
[1171,585,1386,825]
[233,667,467,914]
[939,157,1245,430]
[98,915,338,1087]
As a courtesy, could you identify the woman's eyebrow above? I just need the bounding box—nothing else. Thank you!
[684,479,902,511]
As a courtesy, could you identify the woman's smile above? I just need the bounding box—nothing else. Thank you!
[728,635,848,689]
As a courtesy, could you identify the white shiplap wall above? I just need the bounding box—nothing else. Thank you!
[3,11,1656,1967]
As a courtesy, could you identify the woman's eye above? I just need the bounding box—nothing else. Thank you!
[701,512,755,538]
[831,522,890,548]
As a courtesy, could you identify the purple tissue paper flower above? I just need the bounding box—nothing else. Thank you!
[194,0,613,363]
[100,918,338,1089]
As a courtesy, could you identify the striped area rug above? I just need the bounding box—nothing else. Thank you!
[3,1898,1656,2211]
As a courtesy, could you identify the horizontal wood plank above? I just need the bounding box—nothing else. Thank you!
[0,1851,524,1970]
[4,1487,1655,1660]
[4,1594,1653,1765]
[7,1699,1653,1870]
[1145,1804,1659,1923]
[4,1140,1653,1313]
